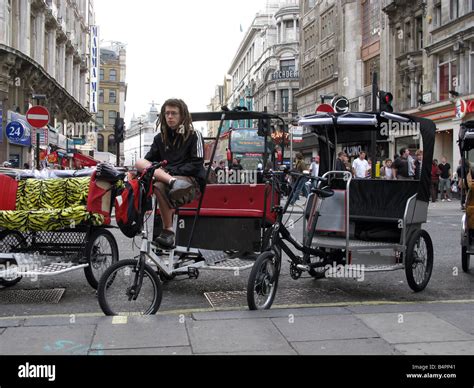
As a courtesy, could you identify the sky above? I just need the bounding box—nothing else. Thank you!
[95,0,269,127]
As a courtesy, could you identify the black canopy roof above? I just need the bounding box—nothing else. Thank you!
[299,112,437,203]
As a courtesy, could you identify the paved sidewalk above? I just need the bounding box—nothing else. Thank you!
[0,300,473,355]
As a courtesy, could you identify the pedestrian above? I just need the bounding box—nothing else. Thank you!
[290,152,307,205]
[431,159,441,202]
[310,156,320,178]
[335,152,349,172]
[231,158,243,171]
[438,156,452,202]
[136,98,206,248]
[407,150,416,178]
[414,150,423,180]
[352,151,370,179]
[393,148,411,180]
[381,159,394,180]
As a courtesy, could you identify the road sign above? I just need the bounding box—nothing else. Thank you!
[26,106,50,128]
[6,121,24,142]
[316,104,335,114]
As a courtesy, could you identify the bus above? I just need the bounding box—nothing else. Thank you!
[205,128,273,171]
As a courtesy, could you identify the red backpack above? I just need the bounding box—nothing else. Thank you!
[115,174,154,238]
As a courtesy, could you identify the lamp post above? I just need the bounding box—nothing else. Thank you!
[139,118,143,159]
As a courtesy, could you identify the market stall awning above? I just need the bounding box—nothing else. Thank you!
[73,153,98,169]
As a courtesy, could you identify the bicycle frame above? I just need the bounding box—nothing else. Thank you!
[266,174,331,271]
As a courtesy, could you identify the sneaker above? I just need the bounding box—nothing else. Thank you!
[442,199,446,202]
[169,179,193,202]
[154,230,175,249]
[447,198,452,202]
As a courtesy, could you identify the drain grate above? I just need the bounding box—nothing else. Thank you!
[0,288,66,304]
[204,287,349,309]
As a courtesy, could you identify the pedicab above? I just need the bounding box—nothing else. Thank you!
[97,110,289,315]
[0,165,123,289]
[459,120,474,272]
[247,111,436,310]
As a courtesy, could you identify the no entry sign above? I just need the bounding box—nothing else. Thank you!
[26,106,50,128]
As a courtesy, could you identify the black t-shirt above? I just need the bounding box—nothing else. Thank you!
[393,157,409,178]
[438,163,451,179]
[335,158,347,172]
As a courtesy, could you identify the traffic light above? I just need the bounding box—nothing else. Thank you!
[258,118,270,137]
[379,91,394,113]
[114,117,125,143]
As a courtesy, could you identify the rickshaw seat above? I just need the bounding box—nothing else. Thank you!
[0,175,106,232]
[348,179,419,222]
[158,184,278,223]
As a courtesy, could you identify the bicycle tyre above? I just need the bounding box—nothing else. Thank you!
[247,251,280,310]
[97,259,162,316]
[84,229,119,290]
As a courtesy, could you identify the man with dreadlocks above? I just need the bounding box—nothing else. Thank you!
[136,99,206,248]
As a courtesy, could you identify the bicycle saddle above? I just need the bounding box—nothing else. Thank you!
[312,186,334,199]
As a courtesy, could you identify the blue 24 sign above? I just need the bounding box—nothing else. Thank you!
[6,121,24,141]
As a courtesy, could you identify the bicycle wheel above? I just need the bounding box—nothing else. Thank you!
[0,231,27,287]
[97,259,162,316]
[405,230,434,292]
[84,229,119,290]
[247,251,280,310]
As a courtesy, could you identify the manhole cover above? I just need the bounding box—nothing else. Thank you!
[204,287,349,309]
[0,288,66,304]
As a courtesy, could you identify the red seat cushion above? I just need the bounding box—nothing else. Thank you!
[0,174,18,211]
[157,184,278,223]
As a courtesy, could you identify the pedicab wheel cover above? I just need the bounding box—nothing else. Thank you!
[247,251,280,310]
[462,246,471,273]
[97,259,162,316]
[405,229,434,292]
[84,229,119,290]
[0,231,27,287]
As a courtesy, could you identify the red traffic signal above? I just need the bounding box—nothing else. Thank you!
[379,91,394,113]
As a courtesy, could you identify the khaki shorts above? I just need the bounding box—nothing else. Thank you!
[154,176,200,208]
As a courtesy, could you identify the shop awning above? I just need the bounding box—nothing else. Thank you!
[73,153,98,169]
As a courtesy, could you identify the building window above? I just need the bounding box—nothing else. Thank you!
[361,0,381,47]
[280,59,295,72]
[321,52,335,79]
[350,99,359,112]
[450,0,459,19]
[434,3,442,27]
[108,110,117,124]
[97,110,104,125]
[364,56,380,87]
[99,89,104,103]
[109,90,117,104]
[100,68,104,81]
[438,52,458,101]
[416,16,423,50]
[109,69,117,81]
[320,8,334,41]
[108,134,115,151]
[470,42,474,93]
[281,89,289,113]
[97,134,104,152]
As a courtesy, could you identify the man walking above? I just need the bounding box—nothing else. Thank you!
[393,148,411,180]
[438,156,452,202]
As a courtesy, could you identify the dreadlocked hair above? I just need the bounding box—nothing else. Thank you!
[159,99,194,148]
